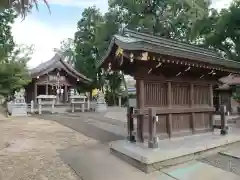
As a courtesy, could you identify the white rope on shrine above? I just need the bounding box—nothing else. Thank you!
[176,72,182,76]
[156,62,162,68]
[185,66,191,72]
[148,68,152,74]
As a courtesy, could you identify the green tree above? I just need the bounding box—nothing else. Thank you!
[0,9,32,98]
[0,9,16,60]
[191,0,240,61]
[74,7,104,91]
[0,44,33,98]
[104,71,123,105]
[108,0,210,41]
[54,38,76,65]
[0,0,50,17]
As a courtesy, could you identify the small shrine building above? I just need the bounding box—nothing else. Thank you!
[97,29,240,139]
[214,74,240,114]
[25,54,91,103]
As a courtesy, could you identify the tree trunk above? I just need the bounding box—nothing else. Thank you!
[113,92,116,106]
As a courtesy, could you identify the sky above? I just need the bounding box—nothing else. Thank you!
[11,0,232,68]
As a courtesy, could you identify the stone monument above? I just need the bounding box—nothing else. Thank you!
[95,91,107,112]
[7,89,27,116]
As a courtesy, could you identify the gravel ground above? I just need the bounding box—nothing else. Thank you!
[0,115,98,180]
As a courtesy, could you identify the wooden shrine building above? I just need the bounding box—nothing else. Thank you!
[25,54,91,103]
[214,75,240,114]
[97,29,240,139]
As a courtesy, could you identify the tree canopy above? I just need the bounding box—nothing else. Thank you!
[192,0,240,61]
[0,10,32,98]
[0,0,50,17]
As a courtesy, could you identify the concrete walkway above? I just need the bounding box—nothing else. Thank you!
[59,142,240,180]
[59,143,173,180]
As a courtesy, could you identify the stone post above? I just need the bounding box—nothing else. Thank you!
[220,105,228,135]
[30,100,34,113]
[51,99,55,114]
[81,103,85,112]
[72,102,75,113]
[118,97,121,107]
[38,98,42,115]
[148,108,158,148]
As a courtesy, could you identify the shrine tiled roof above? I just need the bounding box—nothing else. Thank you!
[97,29,240,71]
[29,54,92,83]
[219,74,240,86]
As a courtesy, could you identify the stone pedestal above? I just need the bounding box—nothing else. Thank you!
[7,89,27,117]
[70,95,86,112]
[95,91,107,112]
[37,95,56,114]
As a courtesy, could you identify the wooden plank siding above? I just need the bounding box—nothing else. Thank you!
[136,78,214,139]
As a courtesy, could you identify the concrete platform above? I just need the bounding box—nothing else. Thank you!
[59,144,175,180]
[110,129,240,173]
[162,160,239,180]
[220,148,240,159]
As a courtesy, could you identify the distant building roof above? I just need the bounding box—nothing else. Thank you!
[215,84,231,91]
[29,54,91,84]
[219,74,240,86]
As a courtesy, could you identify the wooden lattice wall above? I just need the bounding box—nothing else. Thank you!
[136,78,214,139]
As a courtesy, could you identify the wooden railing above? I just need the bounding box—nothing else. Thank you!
[127,105,228,149]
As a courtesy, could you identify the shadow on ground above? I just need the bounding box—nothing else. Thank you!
[35,114,125,143]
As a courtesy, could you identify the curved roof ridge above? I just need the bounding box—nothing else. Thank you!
[29,54,60,75]
[29,53,92,83]
[59,58,92,82]
[123,28,219,57]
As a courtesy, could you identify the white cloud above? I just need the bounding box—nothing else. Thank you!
[11,0,109,69]
[45,0,108,12]
[211,0,232,9]
[12,17,76,68]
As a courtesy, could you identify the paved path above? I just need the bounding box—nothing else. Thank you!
[37,113,125,143]
[199,144,240,176]
[35,112,240,180]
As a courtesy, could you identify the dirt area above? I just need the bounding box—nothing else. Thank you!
[0,114,98,180]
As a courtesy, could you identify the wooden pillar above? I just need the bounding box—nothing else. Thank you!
[137,79,144,142]
[209,84,213,107]
[148,108,158,148]
[190,83,195,134]
[64,85,68,103]
[127,106,135,142]
[167,81,172,138]
[209,84,214,130]
[34,83,37,102]
[220,105,228,135]
[45,84,48,95]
